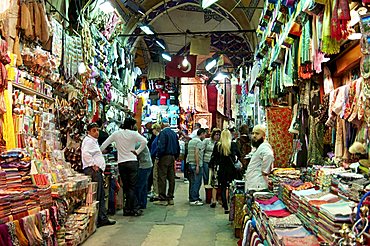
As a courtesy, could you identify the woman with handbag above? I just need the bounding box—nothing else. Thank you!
[209,129,241,214]
[203,128,221,208]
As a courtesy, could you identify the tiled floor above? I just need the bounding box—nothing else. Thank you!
[83,177,238,246]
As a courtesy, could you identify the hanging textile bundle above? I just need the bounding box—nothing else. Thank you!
[321,0,340,54]
[331,0,350,41]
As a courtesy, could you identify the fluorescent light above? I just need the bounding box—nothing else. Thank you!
[138,9,145,15]
[156,39,166,49]
[182,56,189,67]
[100,1,115,14]
[205,59,217,71]
[202,0,219,8]
[139,24,154,35]
[214,72,228,81]
[348,33,362,40]
[162,52,172,61]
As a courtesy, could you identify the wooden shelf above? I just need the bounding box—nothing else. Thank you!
[13,83,54,101]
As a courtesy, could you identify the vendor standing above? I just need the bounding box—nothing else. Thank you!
[245,125,274,191]
[82,122,116,227]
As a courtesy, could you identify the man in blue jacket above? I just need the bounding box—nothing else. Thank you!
[154,118,180,206]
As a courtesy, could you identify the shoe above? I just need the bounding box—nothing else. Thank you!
[198,198,202,202]
[168,199,174,205]
[183,178,189,184]
[133,210,143,216]
[189,201,204,206]
[150,196,159,202]
[97,219,116,227]
[153,200,168,206]
[210,203,216,208]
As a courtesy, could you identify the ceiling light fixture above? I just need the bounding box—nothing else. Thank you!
[139,24,155,35]
[182,56,189,67]
[201,0,219,9]
[122,0,145,15]
[100,1,115,14]
[214,72,228,81]
[162,52,172,62]
[155,39,166,50]
[205,58,217,71]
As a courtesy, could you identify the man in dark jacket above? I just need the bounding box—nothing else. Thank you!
[154,118,180,206]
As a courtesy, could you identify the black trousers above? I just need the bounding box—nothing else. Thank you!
[118,161,140,213]
[84,167,108,224]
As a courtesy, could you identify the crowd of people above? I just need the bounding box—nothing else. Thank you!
[81,117,275,226]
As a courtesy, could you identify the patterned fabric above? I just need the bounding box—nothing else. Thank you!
[6,222,20,246]
[266,107,293,167]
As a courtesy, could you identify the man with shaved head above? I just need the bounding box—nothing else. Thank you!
[245,125,274,191]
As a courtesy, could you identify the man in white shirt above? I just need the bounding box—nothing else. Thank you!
[189,123,201,139]
[101,118,147,216]
[245,125,274,192]
[82,122,116,227]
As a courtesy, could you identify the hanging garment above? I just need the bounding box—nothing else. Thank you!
[331,0,350,41]
[308,116,325,165]
[266,107,293,167]
[323,66,334,94]
[321,0,340,54]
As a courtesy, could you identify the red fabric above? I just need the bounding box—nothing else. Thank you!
[165,55,197,77]
[236,85,242,95]
[263,209,291,217]
[256,196,279,205]
[282,236,320,246]
[159,90,169,105]
[266,107,293,167]
[207,84,218,128]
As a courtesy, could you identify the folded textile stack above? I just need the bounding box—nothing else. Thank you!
[0,195,11,223]
[252,192,320,245]
[0,170,7,189]
[297,191,340,235]
[281,182,315,211]
[37,187,53,209]
[315,167,345,191]
[269,168,301,194]
[0,160,32,188]
[331,172,369,202]
[0,190,29,220]
[317,201,355,243]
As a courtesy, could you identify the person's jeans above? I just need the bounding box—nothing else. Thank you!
[203,162,209,185]
[188,165,203,202]
[157,155,175,201]
[136,167,152,209]
[84,167,108,223]
[118,161,140,213]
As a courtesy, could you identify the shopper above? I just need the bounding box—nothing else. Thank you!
[154,118,180,206]
[203,128,221,208]
[235,124,252,179]
[149,123,162,201]
[101,118,147,216]
[189,123,201,139]
[209,129,240,214]
[82,122,116,227]
[187,128,207,206]
[245,125,274,192]
[142,117,157,196]
[135,142,153,209]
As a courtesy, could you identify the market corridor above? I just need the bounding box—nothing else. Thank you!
[83,178,238,246]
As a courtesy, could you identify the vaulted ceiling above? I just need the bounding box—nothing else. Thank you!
[112,0,263,71]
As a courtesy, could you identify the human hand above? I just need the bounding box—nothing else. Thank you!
[93,165,99,172]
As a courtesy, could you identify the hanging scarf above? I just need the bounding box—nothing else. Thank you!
[321,0,340,54]
[331,0,350,41]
